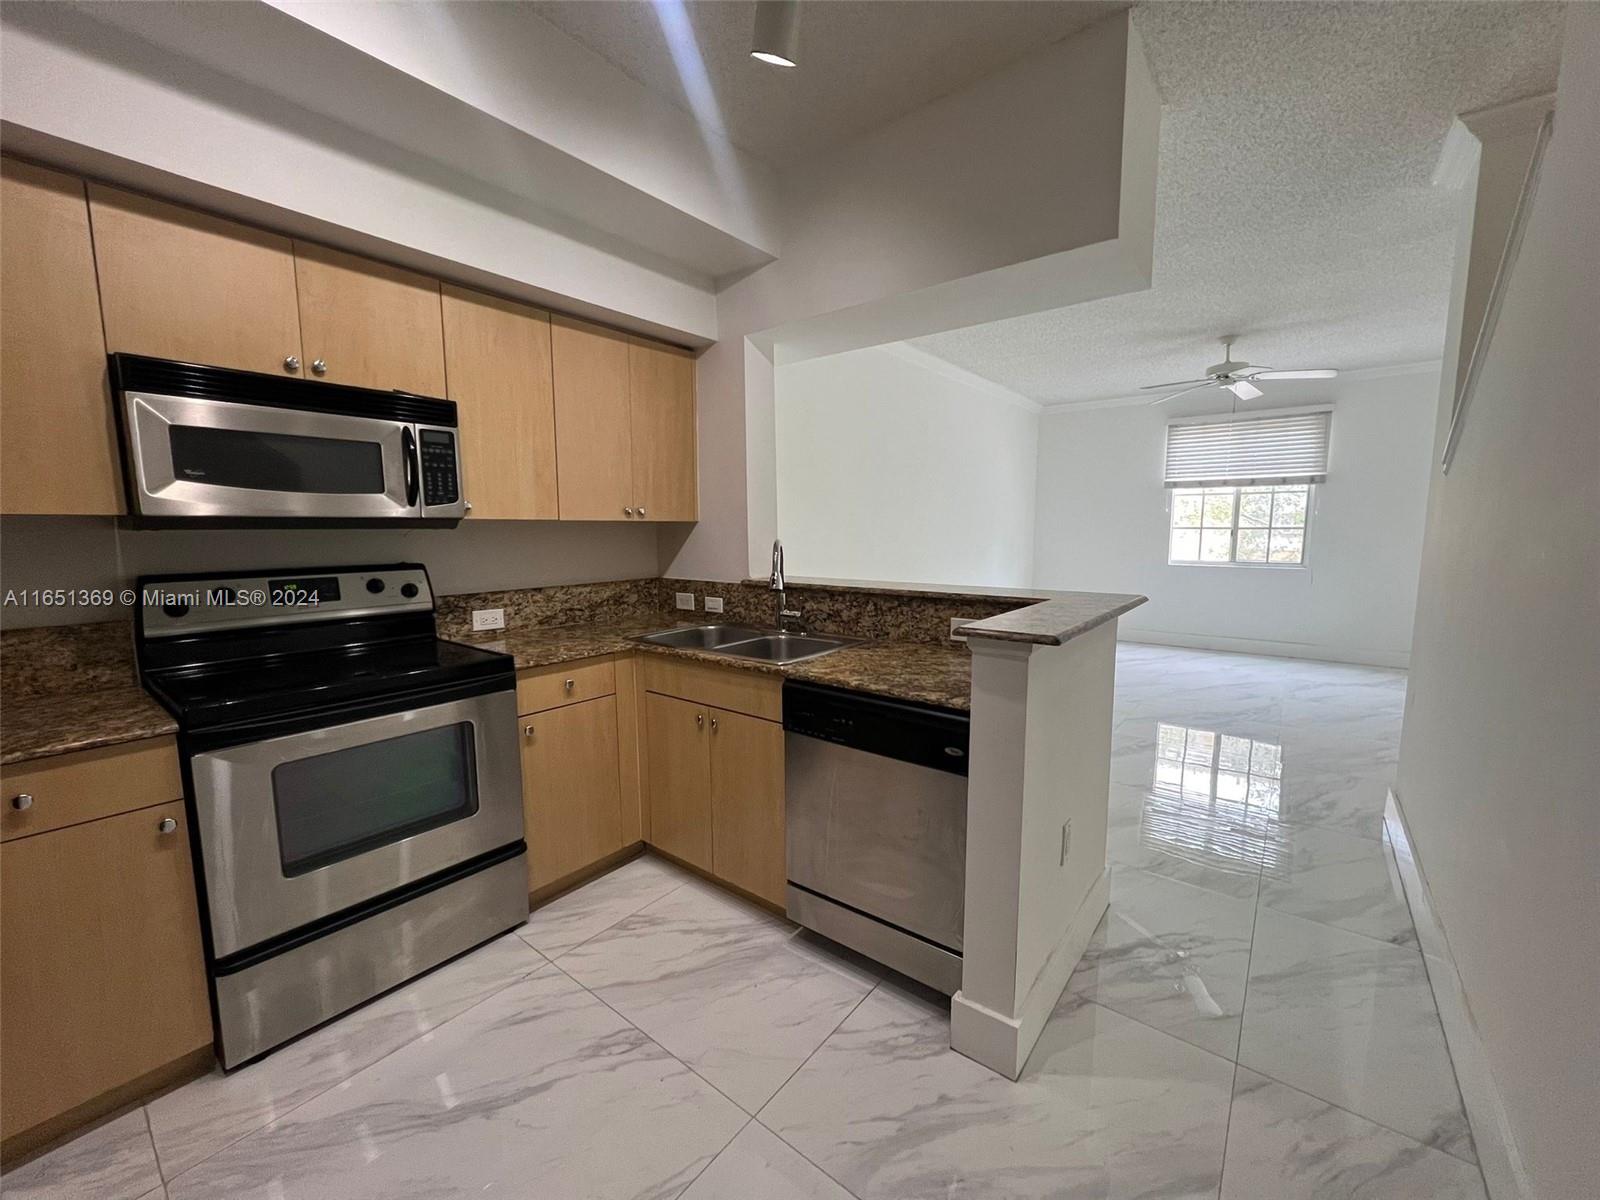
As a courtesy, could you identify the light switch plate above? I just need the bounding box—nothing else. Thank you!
[704,596,725,614]
[674,592,695,611]
[471,607,506,632]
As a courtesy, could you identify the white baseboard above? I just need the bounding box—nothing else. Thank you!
[950,869,1108,1079]
[1384,790,1531,1200]
[1119,628,1410,669]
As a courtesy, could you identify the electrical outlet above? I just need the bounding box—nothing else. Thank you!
[704,596,725,614]
[471,607,505,632]
[1060,819,1072,866]
[674,592,695,611]
[950,617,974,640]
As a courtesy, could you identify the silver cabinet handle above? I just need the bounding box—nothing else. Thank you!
[11,793,33,811]
[564,678,575,691]
[624,507,635,517]
[523,724,536,738]
[283,355,300,373]
[311,359,327,376]
[464,501,473,513]
[157,817,177,834]
[710,716,718,732]
[696,713,704,728]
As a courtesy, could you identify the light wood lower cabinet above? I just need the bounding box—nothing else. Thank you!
[0,159,123,516]
[0,796,212,1149]
[707,709,786,905]
[520,696,625,889]
[644,683,785,905]
[644,692,715,871]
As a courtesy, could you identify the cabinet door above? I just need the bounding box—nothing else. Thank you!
[644,693,712,871]
[0,800,212,1142]
[709,709,786,906]
[551,315,634,520]
[440,285,559,520]
[521,696,624,890]
[293,242,446,395]
[88,183,304,375]
[0,160,122,515]
[628,337,697,521]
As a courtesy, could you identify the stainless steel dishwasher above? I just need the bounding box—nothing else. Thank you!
[783,680,969,994]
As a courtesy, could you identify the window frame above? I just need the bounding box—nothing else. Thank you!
[1166,482,1314,569]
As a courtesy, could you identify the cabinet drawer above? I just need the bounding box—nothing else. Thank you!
[517,658,617,714]
[2,738,181,843]
[641,655,782,722]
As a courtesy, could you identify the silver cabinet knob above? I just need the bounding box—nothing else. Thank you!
[696,713,704,728]
[710,716,718,732]
[11,793,33,811]
[283,355,300,373]
[523,724,536,738]
[564,678,575,691]
[157,817,177,834]
[311,359,327,376]
[623,507,634,517]
[464,501,473,513]
[637,507,646,518]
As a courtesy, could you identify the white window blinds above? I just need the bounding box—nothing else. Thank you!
[1164,408,1332,487]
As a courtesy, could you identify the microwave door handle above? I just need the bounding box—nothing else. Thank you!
[402,427,419,508]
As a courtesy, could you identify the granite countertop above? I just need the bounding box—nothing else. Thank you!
[459,618,974,712]
[1,682,177,766]
[957,592,1147,646]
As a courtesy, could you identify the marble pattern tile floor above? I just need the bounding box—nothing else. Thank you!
[3,646,1484,1200]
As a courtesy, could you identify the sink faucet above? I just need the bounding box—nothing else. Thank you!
[770,539,804,633]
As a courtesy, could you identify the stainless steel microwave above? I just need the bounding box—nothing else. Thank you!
[110,354,467,524]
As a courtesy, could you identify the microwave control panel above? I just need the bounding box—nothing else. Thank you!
[419,429,460,507]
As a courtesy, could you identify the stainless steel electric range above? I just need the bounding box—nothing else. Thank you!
[135,563,527,1068]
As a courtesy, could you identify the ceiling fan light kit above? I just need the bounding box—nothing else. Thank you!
[1141,337,1338,406]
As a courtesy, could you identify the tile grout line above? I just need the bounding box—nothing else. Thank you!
[673,1114,756,1199]
[537,871,693,963]
[1214,841,1267,1197]
[156,942,550,1188]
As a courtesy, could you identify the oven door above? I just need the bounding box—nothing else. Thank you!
[189,688,523,958]
[124,391,417,519]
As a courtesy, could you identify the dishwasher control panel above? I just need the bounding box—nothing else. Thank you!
[782,680,970,776]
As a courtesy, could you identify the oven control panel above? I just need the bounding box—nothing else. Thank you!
[419,429,460,508]
[140,565,434,638]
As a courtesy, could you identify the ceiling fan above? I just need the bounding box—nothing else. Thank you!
[1142,337,1337,405]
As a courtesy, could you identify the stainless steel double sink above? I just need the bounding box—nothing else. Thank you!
[635,623,861,666]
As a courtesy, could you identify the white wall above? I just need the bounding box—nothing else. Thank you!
[0,518,659,629]
[775,345,1039,589]
[1397,7,1600,1194]
[1030,368,1439,667]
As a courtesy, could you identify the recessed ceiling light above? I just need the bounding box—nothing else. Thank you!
[751,0,799,68]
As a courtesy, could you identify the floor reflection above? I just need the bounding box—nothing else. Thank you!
[1136,722,1287,873]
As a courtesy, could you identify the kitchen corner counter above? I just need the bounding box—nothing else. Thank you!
[956,592,1146,646]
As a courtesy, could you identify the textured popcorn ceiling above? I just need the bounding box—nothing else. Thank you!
[909,1,1565,406]
[528,0,1127,164]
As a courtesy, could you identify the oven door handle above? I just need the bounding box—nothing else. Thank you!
[402,426,419,508]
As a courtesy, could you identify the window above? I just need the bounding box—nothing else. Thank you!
[1169,483,1310,565]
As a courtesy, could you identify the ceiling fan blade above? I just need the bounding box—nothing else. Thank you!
[1250,369,1338,380]
[1139,378,1213,391]
[1226,379,1264,401]
[1146,382,1215,406]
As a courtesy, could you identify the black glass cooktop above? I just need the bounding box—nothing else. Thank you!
[143,636,511,731]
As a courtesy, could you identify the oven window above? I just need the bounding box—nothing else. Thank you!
[271,722,479,877]
[169,425,385,494]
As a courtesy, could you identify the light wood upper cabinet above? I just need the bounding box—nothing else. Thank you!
[440,285,558,520]
[0,159,122,515]
[644,692,714,871]
[551,314,634,520]
[1,797,212,1146]
[88,183,304,376]
[708,707,786,906]
[293,242,446,395]
[628,337,698,521]
[521,696,625,890]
